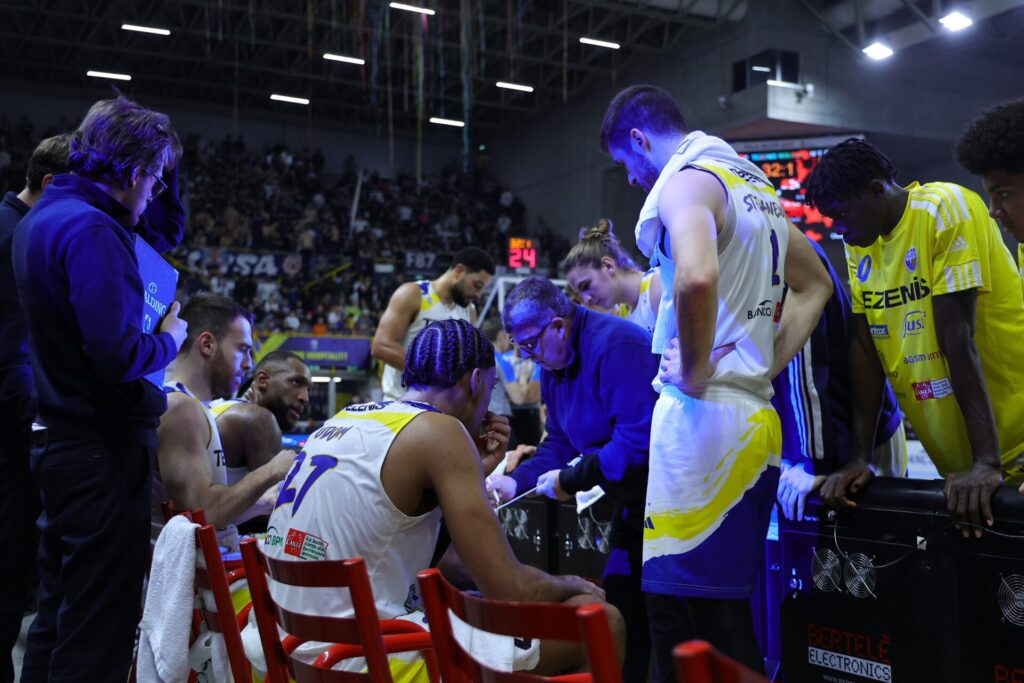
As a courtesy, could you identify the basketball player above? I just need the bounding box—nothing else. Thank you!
[243,320,623,679]
[955,98,1024,275]
[601,84,833,678]
[210,350,312,485]
[806,139,1024,530]
[563,218,661,335]
[154,293,295,549]
[373,246,495,401]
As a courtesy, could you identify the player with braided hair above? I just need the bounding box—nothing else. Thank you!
[562,218,661,334]
[244,319,623,680]
[955,98,1024,276]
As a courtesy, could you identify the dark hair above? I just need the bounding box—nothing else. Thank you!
[804,138,898,209]
[600,84,688,153]
[178,292,254,353]
[956,98,1024,176]
[502,276,575,331]
[402,319,495,390]
[451,246,496,275]
[26,134,71,193]
[255,350,306,373]
[560,218,638,273]
[481,317,504,343]
[68,95,182,190]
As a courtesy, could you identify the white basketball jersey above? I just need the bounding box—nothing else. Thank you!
[152,382,238,549]
[651,159,790,401]
[627,269,659,335]
[263,400,443,623]
[381,281,471,400]
[209,398,250,485]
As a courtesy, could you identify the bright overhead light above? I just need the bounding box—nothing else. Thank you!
[751,65,771,73]
[270,94,310,105]
[430,117,465,128]
[121,23,171,36]
[939,11,973,31]
[87,70,131,81]
[579,36,620,50]
[862,42,894,60]
[323,53,365,65]
[496,81,534,93]
[389,2,435,15]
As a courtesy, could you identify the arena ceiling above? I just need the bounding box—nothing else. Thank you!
[0,0,738,132]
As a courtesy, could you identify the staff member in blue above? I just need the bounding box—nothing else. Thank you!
[490,276,659,683]
[13,96,189,682]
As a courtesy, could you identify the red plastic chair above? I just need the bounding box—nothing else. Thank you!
[195,522,254,682]
[415,568,622,683]
[673,641,769,683]
[240,537,439,683]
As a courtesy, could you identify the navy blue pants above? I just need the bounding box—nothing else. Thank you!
[602,507,650,683]
[0,419,38,683]
[20,432,153,683]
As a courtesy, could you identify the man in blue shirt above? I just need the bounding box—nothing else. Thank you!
[494,276,658,683]
[13,96,188,682]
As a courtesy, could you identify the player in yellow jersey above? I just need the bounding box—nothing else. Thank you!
[807,139,1024,536]
[956,98,1024,278]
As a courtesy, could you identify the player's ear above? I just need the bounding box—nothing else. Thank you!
[469,368,480,396]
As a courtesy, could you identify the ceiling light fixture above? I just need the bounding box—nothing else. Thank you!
[496,81,534,93]
[121,23,171,36]
[270,94,310,105]
[579,37,620,50]
[87,70,131,81]
[429,117,465,127]
[939,11,973,31]
[751,65,771,73]
[389,2,436,15]
[323,53,366,65]
[862,42,894,60]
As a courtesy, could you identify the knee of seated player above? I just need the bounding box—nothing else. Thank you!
[563,593,627,666]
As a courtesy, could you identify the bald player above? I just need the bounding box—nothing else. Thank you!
[211,350,312,486]
[373,247,496,401]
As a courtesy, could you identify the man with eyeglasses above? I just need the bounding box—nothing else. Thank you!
[12,96,189,682]
[489,276,659,683]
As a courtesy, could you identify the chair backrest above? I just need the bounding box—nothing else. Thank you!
[161,499,208,526]
[195,523,252,682]
[239,537,398,683]
[673,641,770,683]
[416,568,622,683]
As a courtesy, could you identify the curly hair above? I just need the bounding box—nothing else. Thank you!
[955,98,1024,176]
[68,95,182,190]
[560,218,639,273]
[402,319,495,390]
[805,138,897,209]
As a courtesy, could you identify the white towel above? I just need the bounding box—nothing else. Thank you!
[138,514,199,683]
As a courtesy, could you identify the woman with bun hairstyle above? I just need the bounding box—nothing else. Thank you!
[562,218,661,334]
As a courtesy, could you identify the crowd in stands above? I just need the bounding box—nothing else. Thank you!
[0,121,570,338]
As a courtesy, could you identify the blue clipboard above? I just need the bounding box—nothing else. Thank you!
[134,234,179,388]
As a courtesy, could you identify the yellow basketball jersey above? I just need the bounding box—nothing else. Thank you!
[846,182,1024,475]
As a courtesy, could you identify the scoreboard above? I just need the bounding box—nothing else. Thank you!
[508,236,538,270]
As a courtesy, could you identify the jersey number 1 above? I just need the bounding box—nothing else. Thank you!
[769,229,781,286]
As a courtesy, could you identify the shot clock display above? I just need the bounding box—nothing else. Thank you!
[508,236,538,270]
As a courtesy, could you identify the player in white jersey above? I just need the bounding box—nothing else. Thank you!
[600,85,833,679]
[154,293,295,549]
[243,320,622,680]
[564,218,661,335]
[210,350,312,486]
[373,247,495,400]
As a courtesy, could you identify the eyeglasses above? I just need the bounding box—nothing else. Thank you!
[510,320,552,358]
[148,172,167,199]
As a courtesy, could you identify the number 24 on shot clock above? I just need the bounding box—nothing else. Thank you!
[508,236,538,270]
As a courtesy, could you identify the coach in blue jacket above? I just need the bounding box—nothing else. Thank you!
[498,276,659,683]
[12,96,189,682]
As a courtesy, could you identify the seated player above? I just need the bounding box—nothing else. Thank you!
[242,319,623,680]
[563,218,661,334]
[153,293,295,548]
[210,350,312,486]
[955,98,1024,277]
[773,235,906,521]
[806,139,1024,534]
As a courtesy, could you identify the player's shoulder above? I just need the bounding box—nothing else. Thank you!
[913,182,985,225]
[392,409,475,464]
[216,401,275,427]
[161,390,209,430]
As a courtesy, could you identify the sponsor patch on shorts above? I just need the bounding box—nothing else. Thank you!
[283,528,329,560]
